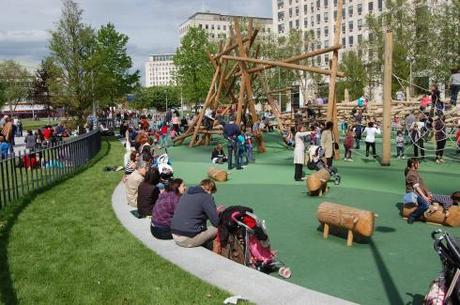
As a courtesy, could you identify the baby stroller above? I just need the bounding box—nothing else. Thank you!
[215,206,291,277]
[425,229,460,305]
[152,148,173,184]
[306,145,341,185]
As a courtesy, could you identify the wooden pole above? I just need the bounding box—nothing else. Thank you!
[222,55,345,77]
[327,0,343,121]
[381,31,393,166]
[344,89,349,103]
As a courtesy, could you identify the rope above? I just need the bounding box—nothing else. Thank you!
[392,74,431,93]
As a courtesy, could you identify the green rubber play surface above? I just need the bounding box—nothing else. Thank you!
[167,133,460,305]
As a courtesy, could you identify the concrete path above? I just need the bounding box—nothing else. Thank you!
[112,182,358,305]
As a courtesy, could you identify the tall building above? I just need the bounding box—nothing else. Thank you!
[145,54,176,87]
[179,12,273,41]
[272,0,384,66]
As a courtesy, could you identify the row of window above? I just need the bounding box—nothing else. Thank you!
[278,0,383,11]
[197,23,272,33]
[279,17,363,35]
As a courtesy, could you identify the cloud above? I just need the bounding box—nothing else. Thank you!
[0,0,273,80]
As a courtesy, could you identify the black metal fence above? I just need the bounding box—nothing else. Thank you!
[0,130,101,210]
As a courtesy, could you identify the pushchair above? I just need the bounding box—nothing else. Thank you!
[306,145,341,185]
[425,229,460,305]
[215,206,291,277]
[151,148,173,185]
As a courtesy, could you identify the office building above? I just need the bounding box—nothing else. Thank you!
[145,54,176,87]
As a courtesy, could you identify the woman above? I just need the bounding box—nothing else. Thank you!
[137,168,160,218]
[431,84,443,115]
[403,158,430,224]
[434,116,446,163]
[363,122,381,158]
[293,125,312,181]
[151,178,186,240]
[320,121,335,167]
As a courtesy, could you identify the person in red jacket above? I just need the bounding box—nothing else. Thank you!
[343,126,354,161]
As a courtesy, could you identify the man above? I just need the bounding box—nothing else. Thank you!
[125,166,147,207]
[450,68,460,106]
[404,158,430,224]
[223,117,242,170]
[405,112,416,145]
[170,179,221,248]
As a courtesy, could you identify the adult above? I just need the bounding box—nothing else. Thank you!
[353,109,363,149]
[449,68,460,106]
[363,122,381,158]
[170,179,221,248]
[430,84,443,115]
[320,121,335,167]
[434,116,447,164]
[137,168,161,218]
[223,117,242,170]
[410,117,426,160]
[293,126,311,181]
[125,166,147,208]
[403,158,430,224]
[151,178,186,240]
[405,112,416,145]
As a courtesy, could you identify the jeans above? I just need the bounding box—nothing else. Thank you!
[344,146,352,159]
[451,84,459,106]
[408,195,430,221]
[227,139,241,170]
[365,142,376,157]
[238,150,248,166]
[160,135,169,147]
[396,146,404,157]
[151,224,172,240]
[246,144,254,162]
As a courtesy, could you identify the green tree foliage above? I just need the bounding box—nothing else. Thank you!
[132,86,180,111]
[0,60,33,112]
[32,57,58,116]
[337,51,367,101]
[174,27,215,106]
[49,0,95,122]
[91,23,140,106]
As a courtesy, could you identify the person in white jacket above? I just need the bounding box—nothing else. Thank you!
[363,122,381,158]
[293,126,312,181]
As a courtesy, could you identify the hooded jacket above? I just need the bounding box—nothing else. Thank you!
[170,186,219,237]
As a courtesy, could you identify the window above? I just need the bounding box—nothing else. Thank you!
[324,40,328,47]
[316,28,321,38]
[334,10,337,20]
[311,3,314,12]
[304,18,308,26]
[324,27,329,37]
[223,25,227,31]
[278,12,285,20]
[199,24,203,29]
[342,37,346,47]
[316,0,321,10]
[289,8,293,17]
[311,18,314,26]
[304,4,308,13]
[348,36,354,47]
[295,19,300,28]
[357,3,362,15]
[289,21,293,29]
[325,54,329,63]
[217,25,220,30]
[348,6,353,17]
[378,0,383,11]
[211,24,214,30]
[357,19,362,30]
[295,6,299,16]
[334,0,337,7]
[316,14,321,23]
[358,34,363,43]
[316,56,321,65]
[324,12,329,22]
[205,24,209,29]
[278,1,284,9]
[342,23,345,34]
[324,0,328,8]
[349,21,353,32]
[342,8,346,17]
[368,2,374,11]
[278,24,285,33]
[289,0,292,4]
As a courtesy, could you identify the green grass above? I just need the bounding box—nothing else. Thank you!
[21,118,50,131]
[167,133,460,305]
[1,139,234,305]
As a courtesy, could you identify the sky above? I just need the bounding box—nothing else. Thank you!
[0,0,273,81]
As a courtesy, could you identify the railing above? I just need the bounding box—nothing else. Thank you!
[0,130,101,210]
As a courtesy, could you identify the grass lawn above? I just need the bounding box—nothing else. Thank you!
[21,118,50,131]
[167,133,460,305]
[1,138,234,305]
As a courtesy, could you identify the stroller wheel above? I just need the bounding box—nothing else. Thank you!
[334,175,341,185]
[278,267,292,279]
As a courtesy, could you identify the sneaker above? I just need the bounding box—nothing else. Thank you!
[440,159,446,163]
[348,158,353,162]
[407,217,415,224]
[402,156,405,159]
[436,159,441,164]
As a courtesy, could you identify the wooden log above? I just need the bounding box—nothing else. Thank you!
[327,0,343,120]
[317,202,375,239]
[254,132,266,153]
[306,169,330,196]
[402,204,460,227]
[208,167,228,182]
[222,55,345,77]
[381,31,393,166]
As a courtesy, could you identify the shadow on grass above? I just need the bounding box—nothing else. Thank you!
[0,138,111,305]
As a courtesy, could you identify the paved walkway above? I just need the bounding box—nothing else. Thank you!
[111,182,357,305]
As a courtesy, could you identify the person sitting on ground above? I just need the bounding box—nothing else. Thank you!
[403,158,431,224]
[151,178,186,240]
[125,165,147,208]
[211,144,227,164]
[137,168,161,218]
[170,179,222,249]
[125,151,138,176]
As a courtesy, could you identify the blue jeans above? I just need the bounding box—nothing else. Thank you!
[451,84,460,106]
[227,139,241,170]
[409,195,430,221]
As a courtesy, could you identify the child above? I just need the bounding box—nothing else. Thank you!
[343,127,354,161]
[237,133,248,166]
[211,144,227,164]
[0,136,10,159]
[160,124,169,148]
[456,125,460,153]
[396,130,405,159]
[245,129,255,162]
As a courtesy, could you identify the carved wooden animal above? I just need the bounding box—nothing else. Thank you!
[306,169,330,196]
[208,167,228,182]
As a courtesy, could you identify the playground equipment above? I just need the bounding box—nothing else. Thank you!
[306,169,330,196]
[207,167,228,182]
[317,202,375,246]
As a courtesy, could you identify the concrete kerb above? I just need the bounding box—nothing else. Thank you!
[111,182,358,305]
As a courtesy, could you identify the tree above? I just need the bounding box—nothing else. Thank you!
[0,60,33,113]
[48,0,95,126]
[91,23,140,106]
[32,57,58,117]
[132,86,180,111]
[174,27,215,108]
[337,51,367,101]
